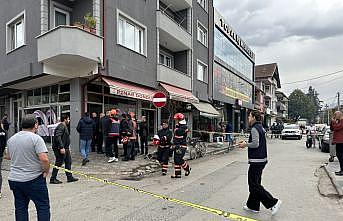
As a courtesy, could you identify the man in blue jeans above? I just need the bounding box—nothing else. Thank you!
[77,112,96,166]
[5,114,50,221]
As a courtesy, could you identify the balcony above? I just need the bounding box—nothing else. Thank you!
[157,64,191,90]
[160,0,192,11]
[37,26,103,78]
[157,11,192,51]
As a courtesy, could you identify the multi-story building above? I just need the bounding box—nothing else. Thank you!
[254,85,265,113]
[255,63,281,127]
[275,91,288,122]
[0,0,216,149]
[212,9,255,132]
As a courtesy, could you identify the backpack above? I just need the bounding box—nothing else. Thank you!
[108,118,120,137]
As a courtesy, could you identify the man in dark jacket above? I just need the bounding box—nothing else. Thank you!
[0,123,6,197]
[104,109,120,163]
[121,114,135,161]
[77,112,96,166]
[331,111,343,176]
[50,114,78,184]
[91,112,100,152]
[139,116,149,156]
[97,112,105,154]
[238,110,281,215]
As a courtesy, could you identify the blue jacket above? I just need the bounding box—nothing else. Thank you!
[77,116,96,140]
[248,122,267,165]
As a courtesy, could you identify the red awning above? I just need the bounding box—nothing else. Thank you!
[102,77,155,101]
[160,83,199,104]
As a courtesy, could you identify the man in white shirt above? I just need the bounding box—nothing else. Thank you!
[5,114,50,220]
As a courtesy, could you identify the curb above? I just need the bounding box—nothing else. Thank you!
[323,165,343,197]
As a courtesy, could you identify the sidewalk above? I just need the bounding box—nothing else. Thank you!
[324,159,343,196]
[1,142,233,181]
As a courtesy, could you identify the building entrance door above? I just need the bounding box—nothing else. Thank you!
[142,109,156,138]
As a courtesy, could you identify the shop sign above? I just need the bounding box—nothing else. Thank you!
[214,9,255,61]
[110,87,152,101]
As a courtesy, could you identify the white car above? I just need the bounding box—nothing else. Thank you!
[281,125,302,140]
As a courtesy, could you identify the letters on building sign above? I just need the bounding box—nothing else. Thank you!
[110,87,152,101]
[214,10,255,61]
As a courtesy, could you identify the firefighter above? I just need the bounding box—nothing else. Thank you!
[171,113,191,178]
[155,121,173,175]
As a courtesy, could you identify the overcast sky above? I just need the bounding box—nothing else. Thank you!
[214,0,343,107]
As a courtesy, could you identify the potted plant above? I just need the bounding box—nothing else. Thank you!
[73,21,83,29]
[84,12,96,34]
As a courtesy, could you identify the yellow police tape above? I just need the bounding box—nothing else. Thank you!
[50,164,257,221]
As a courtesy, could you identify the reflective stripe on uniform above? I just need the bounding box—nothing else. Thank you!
[248,158,268,163]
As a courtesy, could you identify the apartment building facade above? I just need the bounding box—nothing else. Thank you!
[0,0,216,148]
[255,63,281,127]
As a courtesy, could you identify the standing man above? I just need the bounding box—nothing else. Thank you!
[5,114,50,220]
[104,109,120,163]
[97,112,105,154]
[330,111,343,176]
[139,116,149,156]
[157,121,173,175]
[238,110,281,215]
[77,112,96,166]
[91,112,100,152]
[50,114,78,184]
[1,114,10,140]
[0,123,6,198]
[120,113,129,159]
[171,113,191,178]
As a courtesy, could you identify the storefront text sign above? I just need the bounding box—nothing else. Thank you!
[110,87,152,101]
[214,9,255,61]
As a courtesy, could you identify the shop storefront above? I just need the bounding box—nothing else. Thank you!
[158,83,199,131]
[86,77,158,137]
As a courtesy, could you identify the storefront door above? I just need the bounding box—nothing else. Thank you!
[142,109,155,138]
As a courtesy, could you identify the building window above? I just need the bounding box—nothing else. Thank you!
[54,7,70,27]
[6,11,25,53]
[264,85,270,94]
[159,52,173,68]
[197,0,207,11]
[197,22,208,47]
[197,61,207,82]
[117,11,146,55]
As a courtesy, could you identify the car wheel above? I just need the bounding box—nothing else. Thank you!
[281,136,284,140]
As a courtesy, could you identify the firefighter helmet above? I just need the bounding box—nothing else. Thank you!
[152,135,160,145]
[110,109,117,116]
[173,113,185,120]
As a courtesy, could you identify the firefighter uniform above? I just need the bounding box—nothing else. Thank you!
[156,126,173,175]
[172,116,191,178]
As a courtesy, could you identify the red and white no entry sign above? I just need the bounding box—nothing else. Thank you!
[152,92,167,108]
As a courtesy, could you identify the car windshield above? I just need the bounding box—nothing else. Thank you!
[284,125,299,129]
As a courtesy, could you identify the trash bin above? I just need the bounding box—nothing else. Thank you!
[329,132,336,162]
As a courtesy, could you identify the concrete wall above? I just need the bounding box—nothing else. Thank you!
[192,0,212,102]
[0,0,42,85]
[105,0,157,88]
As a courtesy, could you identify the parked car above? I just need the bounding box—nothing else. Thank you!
[320,128,331,153]
[281,124,302,140]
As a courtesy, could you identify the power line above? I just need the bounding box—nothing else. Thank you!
[283,69,343,85]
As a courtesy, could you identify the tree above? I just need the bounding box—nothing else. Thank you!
[288,87,321,122]
[288,89,310,121]
[306,86,321,122]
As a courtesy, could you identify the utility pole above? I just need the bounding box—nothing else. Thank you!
[338,92,341,111]
[325,104,329,124]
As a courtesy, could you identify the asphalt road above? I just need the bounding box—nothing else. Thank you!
[1,138,343,221]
